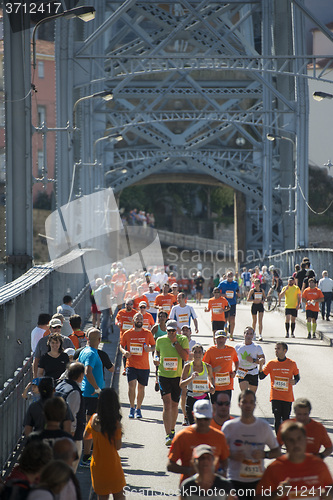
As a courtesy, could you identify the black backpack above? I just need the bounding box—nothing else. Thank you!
[0,479,31,500]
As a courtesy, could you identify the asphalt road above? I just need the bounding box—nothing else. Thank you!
[112,300,333,499]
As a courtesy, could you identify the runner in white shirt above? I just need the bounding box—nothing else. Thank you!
[235,326,265,394]
[169,293,199,333]
[144,283,159,322]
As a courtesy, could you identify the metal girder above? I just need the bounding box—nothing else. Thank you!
[66,0,333,255]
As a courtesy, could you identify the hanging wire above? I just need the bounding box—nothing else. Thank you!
[297,179,333,215]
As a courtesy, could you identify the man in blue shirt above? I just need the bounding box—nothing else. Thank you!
[78,327,104,466]
[218,271,240,340]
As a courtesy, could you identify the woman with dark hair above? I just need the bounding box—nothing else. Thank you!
[37,332,69,381]
[23,377,72,436]
[83,388,126,500]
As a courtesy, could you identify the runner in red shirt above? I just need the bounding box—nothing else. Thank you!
[302,278,324,339]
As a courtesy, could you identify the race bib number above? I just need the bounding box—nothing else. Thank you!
[226,291,234,299]
[162,305,171,312]
[273,377,289,391]
[254,292,262,300]
[149,300,155,308]
[178,313,189,324]
[192,379,209,393]
[237,368,248,379]
[215,373,230,386]
[130,343,143,355]
[213,307,222,314]
[123,322,133,331]
[163,357,178,371]
[239,460,263,479]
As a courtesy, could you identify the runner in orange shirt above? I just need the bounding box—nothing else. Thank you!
[204,288,230,343]
[133,285,149,310]
[256,421,333,500]
[259,342,300,433]
[276,398,333,458]
[111,266,127,307]
[302,278,324,339]
[168,272,177,287]
[203,331,239,403]
[138,302,155,330]
[120,312,155,419]
[167,400,229,484]
[154,283,177,317]
[115,298,137,339]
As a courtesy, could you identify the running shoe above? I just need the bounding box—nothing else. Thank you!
[312,333,316,339]
[291,333,295,338]
[258,336,263,341]
[169,429,175,439]
[182,417,189,426]
[135,408,142,419]
[285,333,289,338]
[80,457,91,468]
[307,333,311,339]
[129,407,135,419]
[165,434,173,446]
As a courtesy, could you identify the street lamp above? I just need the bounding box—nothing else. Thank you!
[312,91,333,102]
[73,92,113,129]
[32,6,96,69]
[105,167,128,178]
[93,135,123,161]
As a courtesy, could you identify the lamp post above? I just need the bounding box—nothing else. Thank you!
[93,135,122,161]
[266,133,300,249]
[73,92,113,130]
[32,6,96,69]
[312,91,333,101]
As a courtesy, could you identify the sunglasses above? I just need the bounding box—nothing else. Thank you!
[216,401,230,407]
[51,326,62,330]
[140,305,147,308]
[168,329,176,332]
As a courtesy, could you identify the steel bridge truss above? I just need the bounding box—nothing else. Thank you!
[55,0,333,254]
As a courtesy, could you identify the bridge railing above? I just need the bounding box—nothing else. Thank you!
[0,250,91,473]
[242,248,333,278]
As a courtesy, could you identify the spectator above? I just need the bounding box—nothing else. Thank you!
[26,397,74,448]
[3,441,52,489]
[78,328,105,467]
[32,319,74,377]
[23,377,72,437]
[37,333,70,381]
[55,362,86,472]
[22,378,41,403]
[318,270,333,321]
[90,277,102,329]
[83,388,126,499]
[26,460,74,500]
[69,315,88,349]
[94,276,112,342]
[57,295,75,337]
[53,438,82,499]
[31,314,52,353]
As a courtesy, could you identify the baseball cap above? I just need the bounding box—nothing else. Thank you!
[192,444,214,459]
[125,298,133,305]
[166,320,178,330]
[193,400,213,419]
[181,324,190,330]
[139,301,147,307]
[171,283,178,288]
[64,348,75,357]
[288,276,294,280]
[215,330,227,338]
[145,272,151,277]
[32,377,41,386]
[50,318,62,328]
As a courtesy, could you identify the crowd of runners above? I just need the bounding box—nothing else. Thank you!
[1,258,333,500]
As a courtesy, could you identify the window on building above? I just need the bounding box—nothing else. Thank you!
[37,106,46,126]
[37,151,44,177]
[38,61,44,78]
